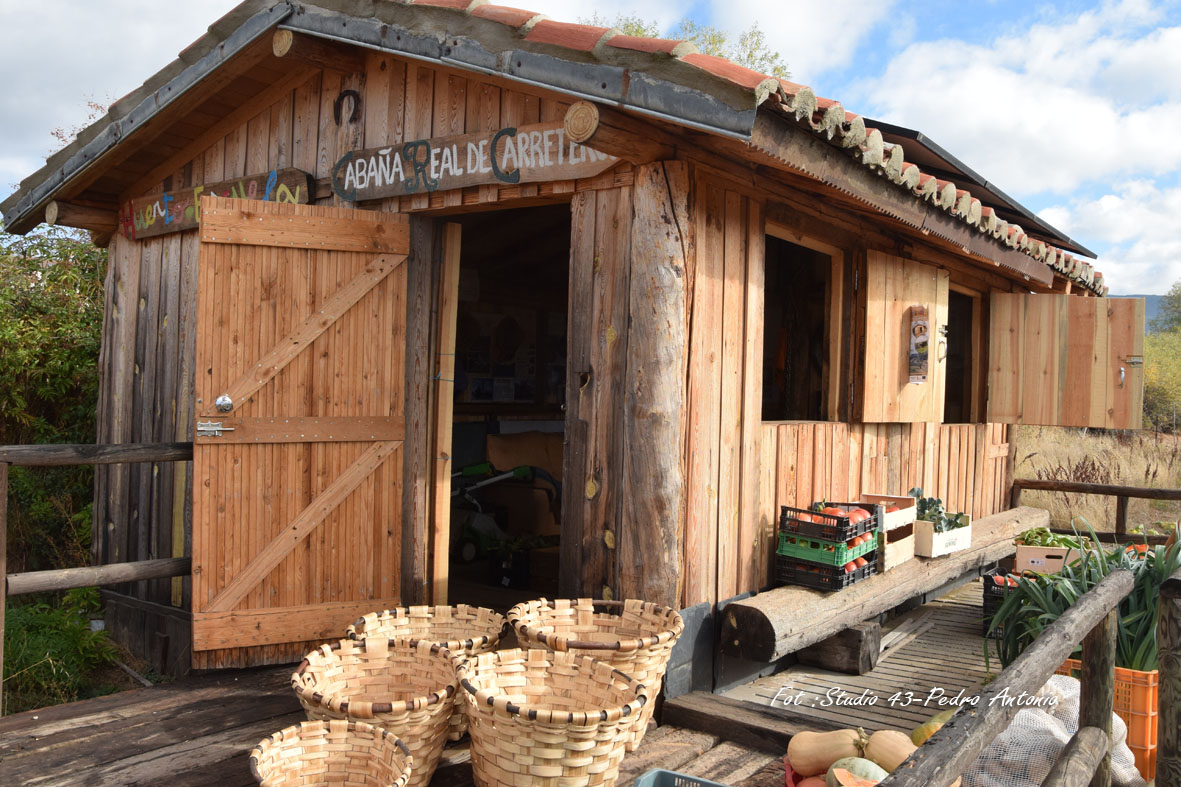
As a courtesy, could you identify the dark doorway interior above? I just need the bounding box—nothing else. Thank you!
[944,290,974,423]
[763,235,831,421]
[445,203,570,610]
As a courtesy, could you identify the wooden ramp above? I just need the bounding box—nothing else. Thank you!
[724,581,998,733]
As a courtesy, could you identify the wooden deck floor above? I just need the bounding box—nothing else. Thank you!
[0,664,785,786]
[724,581,998,733]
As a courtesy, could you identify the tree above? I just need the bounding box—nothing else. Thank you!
[1152,278,1181,333]
[1144,327,1181,433]
[582,14,790,79]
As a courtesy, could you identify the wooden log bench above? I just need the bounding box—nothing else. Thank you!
[719,506,1050,663]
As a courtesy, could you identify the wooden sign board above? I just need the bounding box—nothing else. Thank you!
[119,168,313,240]
[332,121,618,202]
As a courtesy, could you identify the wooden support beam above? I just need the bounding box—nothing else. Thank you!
[662,692,846,755]
[563,101,677,165]
[1079,608,1117,787]
[1158,566,1181,785]
[720,506,1048,662]
[796,621,881,675]
[7,558,191,596]
[1042,727,1109,787]
[1114,496,1129,537]
[45,200,118,233]
[0,442,192,467]
[878,569,1134,787]
[271,29,365,74]
[429,223,461,606]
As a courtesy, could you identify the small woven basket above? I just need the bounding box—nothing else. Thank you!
[291,638,456,787]
[508,598,684,750]
[249,719,412,786]
[347,604,506,740]
[457,648,647,787]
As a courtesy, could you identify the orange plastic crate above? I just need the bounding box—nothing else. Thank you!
[1056,659,1157,780]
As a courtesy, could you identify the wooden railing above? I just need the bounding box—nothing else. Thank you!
[0,442,193,706]
[880,569,1134,787]
[1012,478,1181,541]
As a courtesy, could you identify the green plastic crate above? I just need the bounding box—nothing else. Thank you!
[633,770,726,787]
[776,530,877,566]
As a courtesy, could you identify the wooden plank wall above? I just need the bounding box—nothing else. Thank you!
[693,420,1012,604]
[93,53,601,673]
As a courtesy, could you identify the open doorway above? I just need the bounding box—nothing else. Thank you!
[943,290,975,423]
[443,204,570,610]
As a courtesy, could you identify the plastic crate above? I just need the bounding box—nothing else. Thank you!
[982,572,1018,636]
[775,555,876,591]
[779,503,877,542]
[634,770,726,787]
[777,530,878,567]
[1056,659,1158,780]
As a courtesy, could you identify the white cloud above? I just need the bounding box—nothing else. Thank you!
[851,2,1181,196]
[1039,179,1181,293]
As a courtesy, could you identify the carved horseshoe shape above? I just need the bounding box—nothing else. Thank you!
[334,90,361,125]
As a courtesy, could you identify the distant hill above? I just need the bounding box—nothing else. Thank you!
[1112,294,1164,331]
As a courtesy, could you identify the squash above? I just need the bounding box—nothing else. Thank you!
[825,758,887,787]
[864,729,917,771]
[827,769,879,787]
[787,729,864,776]
[911,707,956,746]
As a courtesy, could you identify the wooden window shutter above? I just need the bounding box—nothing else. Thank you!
[860,251,949,423]
[986,293,1144,428]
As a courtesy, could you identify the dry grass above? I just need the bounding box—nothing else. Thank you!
[1012,426,1181,533]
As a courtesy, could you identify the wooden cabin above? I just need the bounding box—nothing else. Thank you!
[1,0,1144,680]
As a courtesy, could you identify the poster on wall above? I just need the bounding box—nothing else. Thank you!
[909,305,930,384]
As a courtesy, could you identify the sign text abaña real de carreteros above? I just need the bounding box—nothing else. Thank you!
[332,121,617,202]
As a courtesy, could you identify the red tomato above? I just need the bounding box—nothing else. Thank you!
[820,506,847,519]
[850,508,872,519]
[843,561,856,574]
[846,538,858,549]
[795,513,812,524]
[847,510,867,525]
[853,557,868,568]
[886,505,901,513]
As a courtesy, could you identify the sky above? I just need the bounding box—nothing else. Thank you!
[1,0,1179,294]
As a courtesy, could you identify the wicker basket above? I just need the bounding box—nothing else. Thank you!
[508,598,683,750]
[457,648,647,787]
[291,638,456,787]
[348,604,505,740]
[249,719,412,786]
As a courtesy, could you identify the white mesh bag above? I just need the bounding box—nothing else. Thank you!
[963,675,1144,787]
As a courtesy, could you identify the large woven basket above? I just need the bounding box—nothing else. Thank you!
[508,598,684,750]
[347,604,506,740]
[291,638,456,787]
[250,719,412,786]
[457,648,647,787]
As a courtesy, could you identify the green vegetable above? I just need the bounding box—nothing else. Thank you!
[909,487,969,533]
[987,519,1181,672]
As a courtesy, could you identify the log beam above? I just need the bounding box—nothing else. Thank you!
[7,558,191,596]
[271,29,365,74]
[720,506,1048,662]
[1158,565,1181,785]
[1079,608,1117,787]
[44,200,118,233]
[564,101,678,165]
[879,569,1134,787]
[0,442,192,467]
[796,621,881,675]
[1042,727,1109,787]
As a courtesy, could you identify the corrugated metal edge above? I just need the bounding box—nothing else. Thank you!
[0,2,294,233]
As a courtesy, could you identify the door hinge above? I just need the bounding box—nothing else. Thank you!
[1125,355,1144,367]
[196,421,235,438]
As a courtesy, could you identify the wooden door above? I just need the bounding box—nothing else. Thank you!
[860,251,949,422]
[191,197,410,667]
[987,293,1144,428]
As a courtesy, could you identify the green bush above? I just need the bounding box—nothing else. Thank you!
[1144,329,1181,433]
[3,588,116,714]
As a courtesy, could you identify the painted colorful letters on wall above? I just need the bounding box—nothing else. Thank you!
[119,168,313,240]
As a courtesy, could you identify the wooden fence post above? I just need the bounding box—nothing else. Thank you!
[1079,607,1117,787]
[1114,495,1129,537]
[1160,566,1181,786]
[0,461,8,714]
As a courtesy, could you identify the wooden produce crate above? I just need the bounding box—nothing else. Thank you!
[878,522,915,572]
[1014,543,1082,574]
[914,516,972,558]
[860,493,917,530]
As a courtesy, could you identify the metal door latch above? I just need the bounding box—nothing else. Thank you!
[1125,355,1144,366]
[196,421,235,438]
